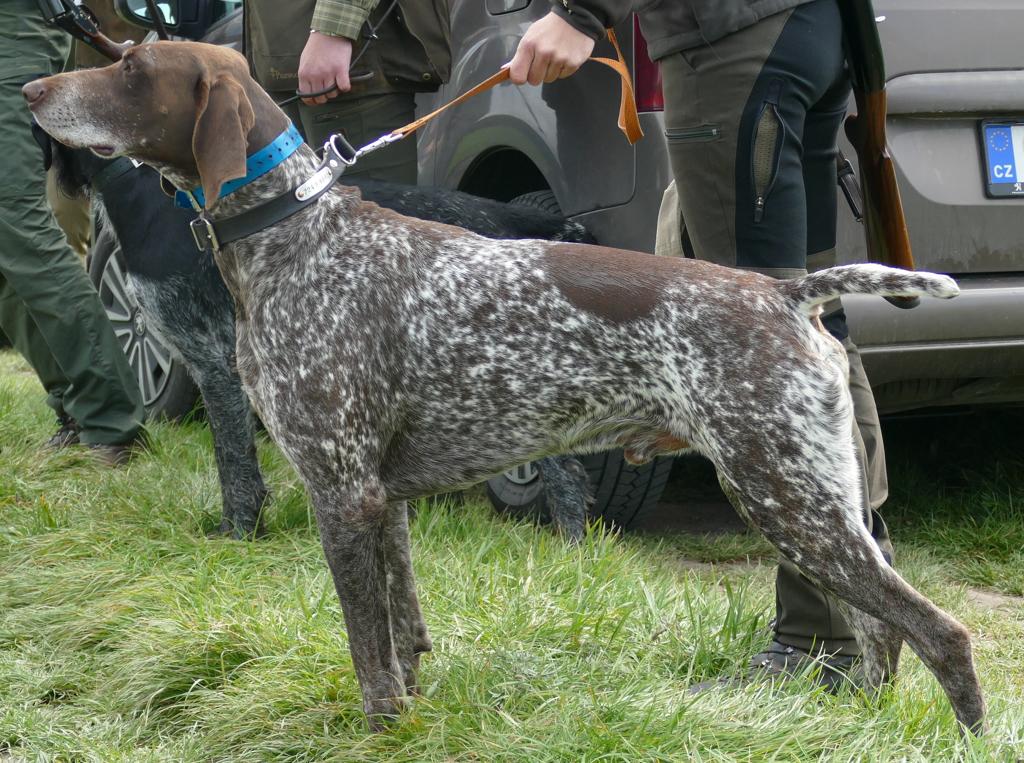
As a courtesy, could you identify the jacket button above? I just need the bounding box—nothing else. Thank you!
[422,72,432,81]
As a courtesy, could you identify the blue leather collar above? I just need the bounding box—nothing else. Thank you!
[176,122,304,209]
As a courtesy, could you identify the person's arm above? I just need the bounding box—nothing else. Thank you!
[549,0,628,41]
[298,0,378,104]
[508,2,630,86]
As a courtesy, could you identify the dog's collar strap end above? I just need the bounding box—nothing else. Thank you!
[189,133,356,254]
[175,122,304,209]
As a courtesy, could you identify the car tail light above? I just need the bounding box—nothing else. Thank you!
[633,15,663,113]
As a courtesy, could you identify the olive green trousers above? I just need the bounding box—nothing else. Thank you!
[0,1,143,445]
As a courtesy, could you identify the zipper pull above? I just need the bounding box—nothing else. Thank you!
[754,196,765,223]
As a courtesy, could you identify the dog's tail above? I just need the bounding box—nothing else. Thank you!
[780,264,959,315]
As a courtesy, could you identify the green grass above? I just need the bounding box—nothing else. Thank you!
[1,350,1022,761]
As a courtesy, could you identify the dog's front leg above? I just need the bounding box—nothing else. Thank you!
[383,500,431,693]
[313,481,407,729]
[193,363,269,538]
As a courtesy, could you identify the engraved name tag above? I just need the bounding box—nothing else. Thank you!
[295,167,333,201]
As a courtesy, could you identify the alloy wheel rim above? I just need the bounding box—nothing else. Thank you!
[503,461,540,485]
[99,253,174,407]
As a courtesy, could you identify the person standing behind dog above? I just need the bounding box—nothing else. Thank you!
[0,0,144,465]
[510,0,894,689]
[244,0,451,184]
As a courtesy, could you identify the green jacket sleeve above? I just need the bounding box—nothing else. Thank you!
[311,0,379,40]
[549,0,630,41]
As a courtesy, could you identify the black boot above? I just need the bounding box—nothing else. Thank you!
[688,640,860,695]
[46,414,80,449]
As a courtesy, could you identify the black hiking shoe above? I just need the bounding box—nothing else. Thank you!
[46,414,80,449]
[688,640,860,695]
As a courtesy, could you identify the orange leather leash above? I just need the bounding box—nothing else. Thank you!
[354,28,643,160]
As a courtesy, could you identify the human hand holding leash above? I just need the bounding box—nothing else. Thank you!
[508,11,594,85]
[299,31,353,105]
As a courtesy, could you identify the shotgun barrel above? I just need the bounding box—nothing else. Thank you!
[839,0,920,309]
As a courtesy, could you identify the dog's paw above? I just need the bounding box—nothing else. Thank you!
[363,693,410,732]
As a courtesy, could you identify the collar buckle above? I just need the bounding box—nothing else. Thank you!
[190,215,219,253]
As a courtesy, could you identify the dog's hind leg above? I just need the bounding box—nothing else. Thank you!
[313,480,407,728]
[383,500,431,693]
[834,600,903,690]
[192,364,269,538]
[717,464,985,734]
[800,535,983,734]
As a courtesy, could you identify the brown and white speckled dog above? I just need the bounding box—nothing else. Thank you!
[25,42,985,733]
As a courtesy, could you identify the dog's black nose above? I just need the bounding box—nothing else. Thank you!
[22,80,47,107]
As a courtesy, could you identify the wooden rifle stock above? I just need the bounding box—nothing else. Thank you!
[82,30,131,62]
[839,0,919,308]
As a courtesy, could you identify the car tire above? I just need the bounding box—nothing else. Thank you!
[510,189,563,216]
[486,189,673,530]
[88,232,200,420]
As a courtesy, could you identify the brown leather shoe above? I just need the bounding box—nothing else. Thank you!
[87,435,146,467]
[46,414,80,449]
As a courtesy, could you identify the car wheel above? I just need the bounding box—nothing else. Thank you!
[486,190,673,530]
[486,452,673,530]
[88,234,200,420]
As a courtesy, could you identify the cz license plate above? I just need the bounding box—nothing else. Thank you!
[981,121,1024,198]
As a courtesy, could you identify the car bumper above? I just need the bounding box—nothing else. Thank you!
[846,274,1024,411]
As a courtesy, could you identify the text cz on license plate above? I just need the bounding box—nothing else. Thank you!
[981,121,1024,198]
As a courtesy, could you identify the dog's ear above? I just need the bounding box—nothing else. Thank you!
[192,75,255,205]
[31,120,53,172]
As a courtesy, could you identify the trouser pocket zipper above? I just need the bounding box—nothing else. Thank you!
[666,124,722,142]
[751,80,786,223]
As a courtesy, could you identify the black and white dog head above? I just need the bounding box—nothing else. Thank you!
[31,120,109,200]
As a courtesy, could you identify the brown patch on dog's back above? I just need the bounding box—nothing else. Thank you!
[542,244,691,324]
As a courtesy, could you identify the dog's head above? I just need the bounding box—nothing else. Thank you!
[24,42,288,205]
